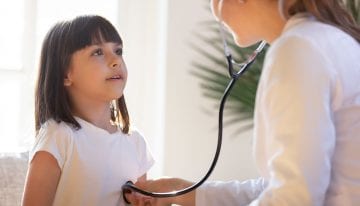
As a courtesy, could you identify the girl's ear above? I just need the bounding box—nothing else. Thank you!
[64,73,73,86]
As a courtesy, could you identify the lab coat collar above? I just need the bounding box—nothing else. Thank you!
[282,12,315,33]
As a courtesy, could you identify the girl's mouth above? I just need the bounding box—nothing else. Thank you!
[107,75,122,80]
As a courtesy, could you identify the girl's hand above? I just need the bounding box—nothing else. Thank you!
[124,177,195,206]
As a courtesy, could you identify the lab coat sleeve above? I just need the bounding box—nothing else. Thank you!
[249,36,336,205]
[196,178,267,206]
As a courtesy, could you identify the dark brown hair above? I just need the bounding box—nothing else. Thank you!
[35,15,130,134]
[287,0,360,43]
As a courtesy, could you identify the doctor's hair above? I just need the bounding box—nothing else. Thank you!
[35,15,130,134]
[282,0,360,43]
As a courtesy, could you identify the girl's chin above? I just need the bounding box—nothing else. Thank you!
[113,94,123,100]
[108,92,124,101]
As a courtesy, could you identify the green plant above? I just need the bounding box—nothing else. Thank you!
[191,1,360,134]
[191,27,267,134]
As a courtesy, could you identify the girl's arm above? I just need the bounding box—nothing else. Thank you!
[22,151,61,206]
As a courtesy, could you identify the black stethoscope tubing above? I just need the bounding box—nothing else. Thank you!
[121,40,266,201]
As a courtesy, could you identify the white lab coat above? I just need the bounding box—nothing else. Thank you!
[196,13,360,206]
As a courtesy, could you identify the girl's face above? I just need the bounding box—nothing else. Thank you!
[64,41,127,104]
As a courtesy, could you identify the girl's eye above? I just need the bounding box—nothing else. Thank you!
[115,48,123,56]
[92,48,103,56]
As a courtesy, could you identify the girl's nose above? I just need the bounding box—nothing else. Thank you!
[109,56,121,69]
[111,62,118,68]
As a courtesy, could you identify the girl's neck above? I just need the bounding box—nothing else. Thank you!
[71,101,117,133]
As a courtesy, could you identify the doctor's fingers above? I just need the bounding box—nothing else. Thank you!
[125,192,152,206]
[148,197,174,206]
[134,197,172,206]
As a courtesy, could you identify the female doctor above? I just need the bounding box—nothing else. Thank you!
[127,0,360,205]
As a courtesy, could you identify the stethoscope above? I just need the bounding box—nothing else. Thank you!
[122,0,267,202]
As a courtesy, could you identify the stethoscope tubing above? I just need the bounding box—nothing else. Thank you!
[121,47,264,200]
[122,9,266,198]
[122,75,237,198]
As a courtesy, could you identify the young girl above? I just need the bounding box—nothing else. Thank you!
[127,0,360,205]
[21,15,154,206]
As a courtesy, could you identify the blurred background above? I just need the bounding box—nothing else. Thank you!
[0,0,260,183]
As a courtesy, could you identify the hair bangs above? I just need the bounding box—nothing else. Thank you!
[91,25,122,45]
[69,15,122,53]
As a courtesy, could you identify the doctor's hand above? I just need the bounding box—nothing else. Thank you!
[124,177,195,206]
